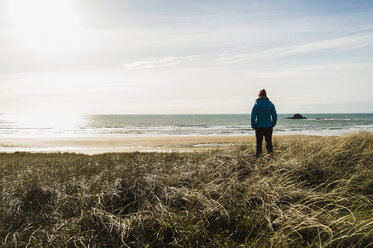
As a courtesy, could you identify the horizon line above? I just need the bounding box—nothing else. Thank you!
[2,112,372,115]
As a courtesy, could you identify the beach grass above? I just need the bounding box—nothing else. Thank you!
[0,133,372,247]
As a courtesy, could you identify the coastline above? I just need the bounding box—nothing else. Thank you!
[0,135,314,154]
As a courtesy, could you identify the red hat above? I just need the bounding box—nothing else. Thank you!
[258,89,266,97]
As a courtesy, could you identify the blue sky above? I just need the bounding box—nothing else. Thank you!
[0,0,372,114]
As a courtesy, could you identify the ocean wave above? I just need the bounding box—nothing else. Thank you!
[303,118,355,121]
[0,114,372,138]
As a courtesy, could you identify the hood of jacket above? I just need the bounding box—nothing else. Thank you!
[256,96,269,101]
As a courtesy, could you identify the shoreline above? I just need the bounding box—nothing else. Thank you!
[0,135,314,154]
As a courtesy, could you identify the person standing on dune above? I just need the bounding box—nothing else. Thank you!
[251,89,277,157]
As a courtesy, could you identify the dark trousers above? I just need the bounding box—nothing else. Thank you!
[255,127,273,156]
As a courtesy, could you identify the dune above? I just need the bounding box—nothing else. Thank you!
[0,133,372,247]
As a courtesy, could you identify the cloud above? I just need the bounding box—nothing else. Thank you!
[124,56,179,70]
[123,55,204,70]
[216,33,373,64]
[245,62,373,78]
[123,31,373,70]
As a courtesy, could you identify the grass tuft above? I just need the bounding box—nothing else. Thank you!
[0,132,372,247]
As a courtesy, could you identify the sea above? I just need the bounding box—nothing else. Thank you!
[0,113,372,138]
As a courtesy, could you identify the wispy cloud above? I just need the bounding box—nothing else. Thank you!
[124,55,205,70]
[124,56,179,70]
[216,33,373,64]
[124,32,373,70]
[245,62,373,78]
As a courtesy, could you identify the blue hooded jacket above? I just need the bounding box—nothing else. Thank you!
[251,97,277,129]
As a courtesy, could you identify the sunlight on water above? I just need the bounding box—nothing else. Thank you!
[4,113,83,130]
[0,114,372,138]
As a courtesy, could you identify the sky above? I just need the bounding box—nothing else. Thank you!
[0,0,372,114]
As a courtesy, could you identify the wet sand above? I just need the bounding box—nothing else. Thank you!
[0,135,313,154]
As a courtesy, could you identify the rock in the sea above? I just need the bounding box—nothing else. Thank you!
[286,114,307,119]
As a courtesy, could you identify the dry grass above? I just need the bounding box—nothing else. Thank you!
[0,132,372,247]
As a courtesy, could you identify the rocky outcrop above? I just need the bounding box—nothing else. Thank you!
[286,114,307,119]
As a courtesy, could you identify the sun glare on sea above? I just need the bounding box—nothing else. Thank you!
[6,0,84,54]
[6,113,83,130]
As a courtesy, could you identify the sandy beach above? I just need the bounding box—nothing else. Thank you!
[0,135,312,154]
